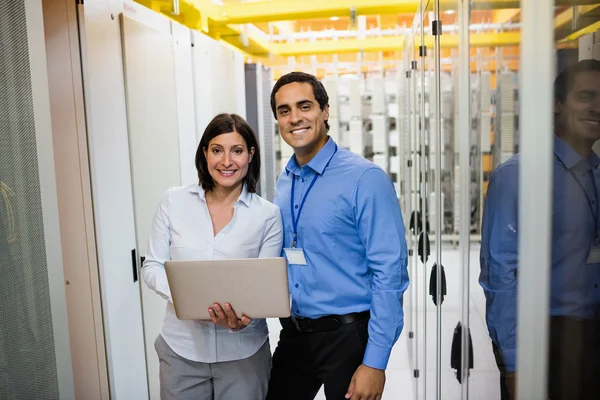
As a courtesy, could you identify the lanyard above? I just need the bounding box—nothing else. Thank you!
[290,174,318,248]
[289,144,338,248]
[571,169,600,242]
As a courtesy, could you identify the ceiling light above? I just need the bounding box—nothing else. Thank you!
[445,10,456,15]
[330,16,340,21]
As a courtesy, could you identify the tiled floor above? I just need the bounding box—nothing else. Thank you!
[267,245,501,400]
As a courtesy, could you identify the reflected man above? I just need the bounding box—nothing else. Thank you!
[480,59,600,400]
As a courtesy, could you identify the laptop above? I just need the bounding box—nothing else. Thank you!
[164,257,291,321]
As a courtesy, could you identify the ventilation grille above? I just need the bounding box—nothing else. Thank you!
[500,72,515,112]
[0,0,60,398]
[480,72,491,113]
[261,67,276,202]
[479,72,493,153]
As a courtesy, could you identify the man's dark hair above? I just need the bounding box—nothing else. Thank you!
[270,71,330,131]
[554,59,600,103]
[195,113,260,193]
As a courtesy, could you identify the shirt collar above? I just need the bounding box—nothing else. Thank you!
[554,135,600,171]
[285,136,337,176]
[187,183,251,207]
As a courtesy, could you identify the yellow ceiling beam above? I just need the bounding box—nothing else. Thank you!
[491,9,521,24]
[271,59,520,80]
[271,32,520,57]
[215,0,526,25]
[216,24,271,56]
[555,4,600,29]
[561,19,600,42]
[555,7,577,29]
[214,0,600,25]
[137,0,590,59]
[133,0,269,55]
[416,32,521,50]
[271,36,406,56]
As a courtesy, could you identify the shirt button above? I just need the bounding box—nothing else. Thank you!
[302,179,305,182]
[295,205,298,209]
[295,309,300,313]
[295,284,299,288]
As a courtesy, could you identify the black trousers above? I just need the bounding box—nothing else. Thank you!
[493,316,600,400]
[492,342,511,400]
[266,318,369,400]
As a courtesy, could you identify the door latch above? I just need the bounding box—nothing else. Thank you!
[429,263,447,305]
[450,321,474,384]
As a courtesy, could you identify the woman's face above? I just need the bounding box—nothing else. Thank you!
[203,131,254,190]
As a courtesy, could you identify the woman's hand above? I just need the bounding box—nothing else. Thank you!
[208,302,251,330]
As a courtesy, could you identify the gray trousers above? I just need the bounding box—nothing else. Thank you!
[154,335,271,400]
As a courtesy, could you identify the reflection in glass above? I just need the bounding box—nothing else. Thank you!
[480,59,600,400]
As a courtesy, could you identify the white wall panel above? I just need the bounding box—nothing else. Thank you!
[80,1,148,398]
[192,31,246,139]
[191,31,215,140]
[233,50,247,118]
[172,22,198,186]
[120,11,182,400]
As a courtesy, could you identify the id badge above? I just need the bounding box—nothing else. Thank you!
[284,248,308,265]
[586,245,600,264]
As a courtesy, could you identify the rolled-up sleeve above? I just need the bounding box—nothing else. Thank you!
[479,164,519,371]
[354,168,409,370]
[142,189,173,302]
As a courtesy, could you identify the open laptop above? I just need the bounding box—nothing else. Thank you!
[164,257,291,320]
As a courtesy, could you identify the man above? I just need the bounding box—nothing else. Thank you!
[266,71,409,400]
[480,59,600,400]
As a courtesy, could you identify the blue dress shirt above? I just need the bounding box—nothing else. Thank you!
[274,137,409,370]
[480,135,600,372]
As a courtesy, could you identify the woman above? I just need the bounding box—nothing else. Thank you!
[142,113,283,400]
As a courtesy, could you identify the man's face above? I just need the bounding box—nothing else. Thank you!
[556,70,600,143]
[274,82,329,153]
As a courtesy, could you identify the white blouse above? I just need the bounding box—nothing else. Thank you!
[142,184,283,362]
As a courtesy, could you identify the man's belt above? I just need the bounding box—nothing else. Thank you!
[281,310,370,333]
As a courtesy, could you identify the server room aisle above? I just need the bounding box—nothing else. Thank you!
[268,245,500,400]
[417,245,502,400]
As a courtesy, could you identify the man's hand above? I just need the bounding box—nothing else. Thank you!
[345,364,386,400]
[506,371,516,400]
[208,302,251,330]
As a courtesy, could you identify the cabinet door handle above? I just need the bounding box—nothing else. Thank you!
[429,262,447,306]
[450,321,474,383]
[130,249,138,283]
